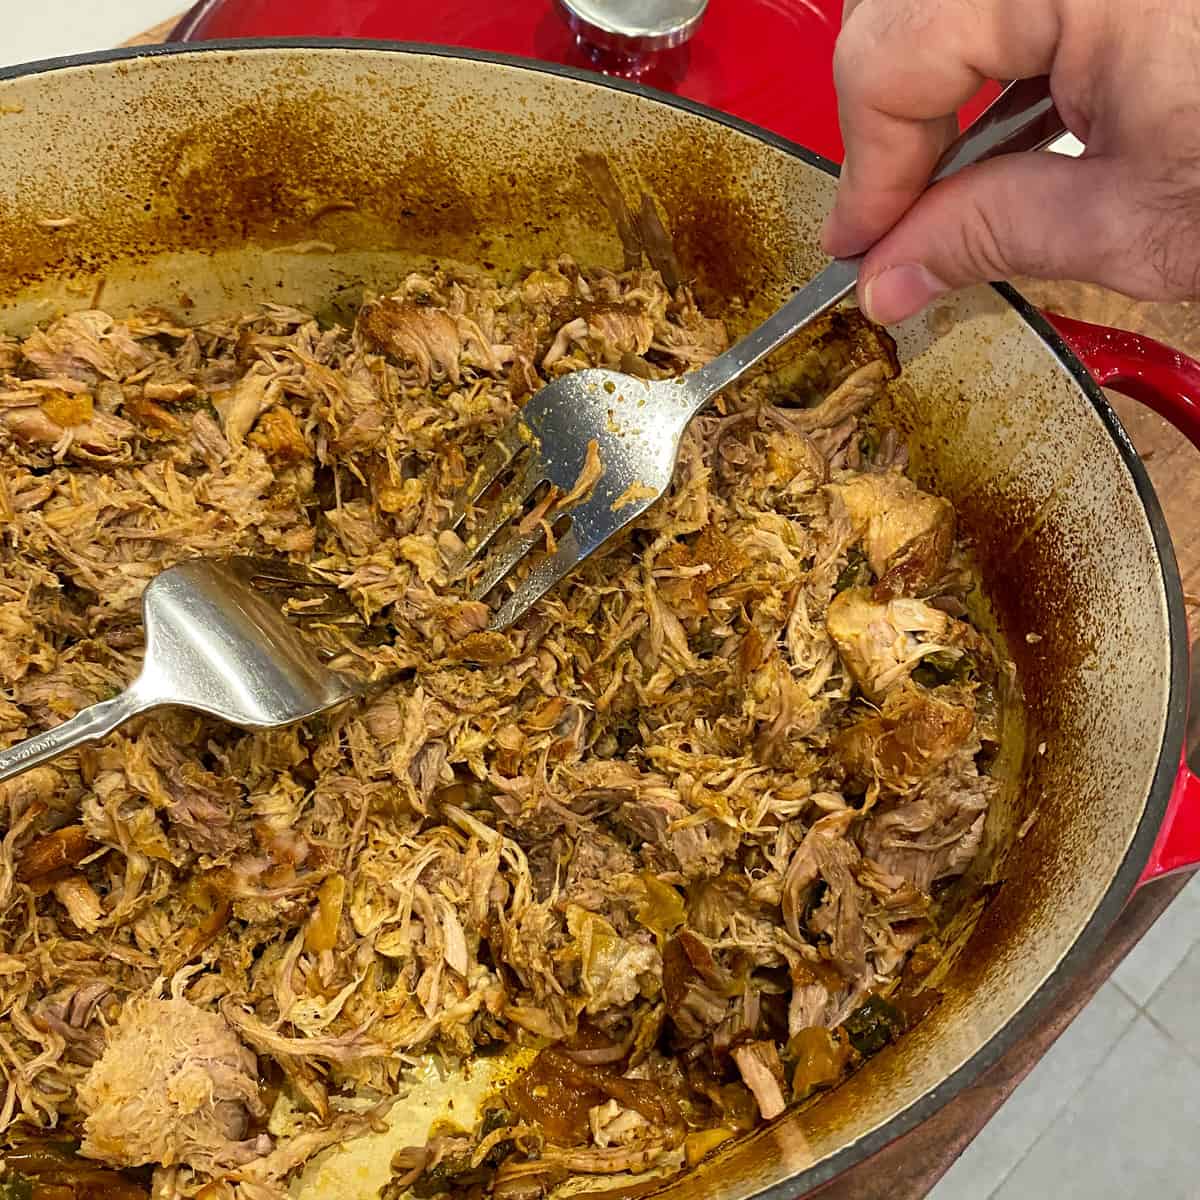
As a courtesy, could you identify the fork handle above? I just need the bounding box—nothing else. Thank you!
[682,75,1066,408]
[0,685,154,786]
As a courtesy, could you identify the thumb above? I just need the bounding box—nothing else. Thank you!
[855,152,1187,325]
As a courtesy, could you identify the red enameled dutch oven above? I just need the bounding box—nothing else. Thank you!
[3,15,1200,1198]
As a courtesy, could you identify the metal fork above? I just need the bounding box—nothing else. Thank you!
[0,556,361,786]
[448,76,1065,629]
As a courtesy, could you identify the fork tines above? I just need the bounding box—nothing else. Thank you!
[485,526,593,630]
[446,416,543,582]
[222,555,357,621]
[446,417,533,538]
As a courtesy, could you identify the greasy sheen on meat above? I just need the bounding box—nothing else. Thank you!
[0,251,1004,1200]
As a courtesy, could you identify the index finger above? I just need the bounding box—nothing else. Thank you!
[823,0,1061,256]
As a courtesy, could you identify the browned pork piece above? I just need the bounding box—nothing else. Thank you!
[825,470,955,599]
[835,684,976,794]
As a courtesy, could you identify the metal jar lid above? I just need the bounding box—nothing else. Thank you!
[556,0,709,53]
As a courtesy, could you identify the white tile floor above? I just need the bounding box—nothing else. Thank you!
[931,871,1200,1199]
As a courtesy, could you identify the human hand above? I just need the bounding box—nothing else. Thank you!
[822,0,1200,324]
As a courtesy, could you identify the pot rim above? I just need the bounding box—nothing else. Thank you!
[0,35,1188,1196]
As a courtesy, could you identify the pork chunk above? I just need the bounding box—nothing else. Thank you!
[826,471,955,597]
[826,587,957,701]
[858,760,994,893]
[77,995,268,1174]
[731,1041,787,1120]
[835,684,976,794]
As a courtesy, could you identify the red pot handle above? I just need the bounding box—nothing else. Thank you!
[1043,310,1200,886]
[1044,312,1200,446]
[1138,752,1200,885]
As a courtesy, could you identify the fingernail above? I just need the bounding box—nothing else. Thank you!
[862,264,950,325]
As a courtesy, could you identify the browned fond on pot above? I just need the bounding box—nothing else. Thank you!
[0,45,1178,1200]
[0,54,788,317]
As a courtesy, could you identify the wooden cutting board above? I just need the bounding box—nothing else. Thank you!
[116,20,1200,1200]
[1018,281,1200,613]
[122,16,180,46]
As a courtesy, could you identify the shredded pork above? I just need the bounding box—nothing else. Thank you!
[0,247,1003,1199]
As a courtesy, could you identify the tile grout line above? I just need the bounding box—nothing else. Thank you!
[1138,924,1200,1013]
[1136,1004,1200,1070]
[1141,910,1200,1068]
[1111,886,1200,1010]
[1114,930,1200,1045]
[1111,976,1145,1011]
[984,988,1140,1200]
[1104,893,1200,1009]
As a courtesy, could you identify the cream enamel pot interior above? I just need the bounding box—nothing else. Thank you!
[0,41,1195,1200]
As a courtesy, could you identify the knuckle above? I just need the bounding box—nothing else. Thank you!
[953,189,1014,282]
[832,0,900,97]
[831,26,869,95]
[1137,159,1200,299]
